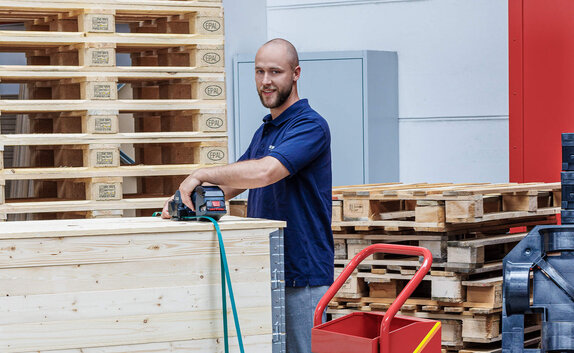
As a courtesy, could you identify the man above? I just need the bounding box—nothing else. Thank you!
[162,38,334,352]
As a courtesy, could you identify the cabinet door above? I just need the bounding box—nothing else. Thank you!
[298,58,364,186]
[235,56,365,186]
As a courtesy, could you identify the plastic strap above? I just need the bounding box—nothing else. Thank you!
[155,214,245,352]
[197,216,245,353]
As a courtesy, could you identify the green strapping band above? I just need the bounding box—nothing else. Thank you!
[152,213,245,353]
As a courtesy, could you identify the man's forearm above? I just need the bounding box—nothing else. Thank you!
[177,156,288,209]
[195,157,285,189]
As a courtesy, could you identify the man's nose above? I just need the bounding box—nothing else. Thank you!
[262,73,272,85]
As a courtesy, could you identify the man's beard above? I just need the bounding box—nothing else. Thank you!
[258,84,292,109]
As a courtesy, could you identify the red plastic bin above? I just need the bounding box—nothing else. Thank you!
[312,244,441,353]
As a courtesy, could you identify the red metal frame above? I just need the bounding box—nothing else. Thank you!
[313,244,436,353]
[509,0,524,182]
[509,0,574,183]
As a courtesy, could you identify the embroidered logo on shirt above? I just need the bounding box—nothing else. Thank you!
[268,145,275,150]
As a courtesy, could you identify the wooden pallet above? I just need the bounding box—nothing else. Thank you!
[333,260,503,304]
[0,4,224,68]
[0,134,227,220]
[337,182,561,227]
[0,0,227,220]
[329,183,555,352]
[333,212,558,232]
[332,225,550,270]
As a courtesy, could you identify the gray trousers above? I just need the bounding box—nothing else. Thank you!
[285,285,329,353]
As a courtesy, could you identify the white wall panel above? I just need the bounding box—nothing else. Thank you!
[266,0,509,182]
[399,117,509,183]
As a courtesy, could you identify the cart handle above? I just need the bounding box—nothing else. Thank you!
[313,243,433,353]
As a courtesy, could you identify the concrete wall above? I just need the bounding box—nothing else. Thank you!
[265,0,509,183]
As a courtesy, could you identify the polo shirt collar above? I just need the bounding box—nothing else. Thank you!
[262,99,309,126]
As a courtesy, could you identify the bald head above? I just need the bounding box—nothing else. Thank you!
[259,38,299,69]
[254,38,301,115]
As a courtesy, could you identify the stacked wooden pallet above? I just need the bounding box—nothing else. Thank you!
[0,0,226,220]
[329,182,560,352]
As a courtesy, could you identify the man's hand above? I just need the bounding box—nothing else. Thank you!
[179,173,203,210]
[161,195,174,219]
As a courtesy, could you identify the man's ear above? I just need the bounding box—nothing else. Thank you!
[293,65,301,81]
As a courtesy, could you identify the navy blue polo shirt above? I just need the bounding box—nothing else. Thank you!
[238,99,334,287]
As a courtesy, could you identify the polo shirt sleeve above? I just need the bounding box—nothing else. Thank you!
[237,144,252,162]
[237,130,258,162]
[268,119,328,175]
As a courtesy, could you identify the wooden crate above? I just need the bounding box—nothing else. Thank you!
[0,216,284,352]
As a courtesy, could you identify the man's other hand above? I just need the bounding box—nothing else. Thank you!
[161,195,174,219]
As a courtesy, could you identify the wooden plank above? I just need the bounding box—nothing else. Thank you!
[0,31,223,47]
[0,1,222,14]
[332,182,400,194]
[0,216,284,239]
[0,255,270,297]
[447,232,527,248]
[1,164,219,180]
[0,228,271,268]
[0,132,227,146]
[379,210,415,220]
[0,99,225,113]
[443,182,561,196]
[0,281,270,324]
[0,66,225,80]
[18,334,271,353]
[0,307,269,352]
[342,259,445,269]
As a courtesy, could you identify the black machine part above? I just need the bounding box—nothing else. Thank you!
[168,186,226,221]
[503,225,574,352]
[563,133,574,171]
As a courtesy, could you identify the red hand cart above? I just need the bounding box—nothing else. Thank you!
[312,244,442,353]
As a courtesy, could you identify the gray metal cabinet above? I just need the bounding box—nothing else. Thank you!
[233,50,398,186]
